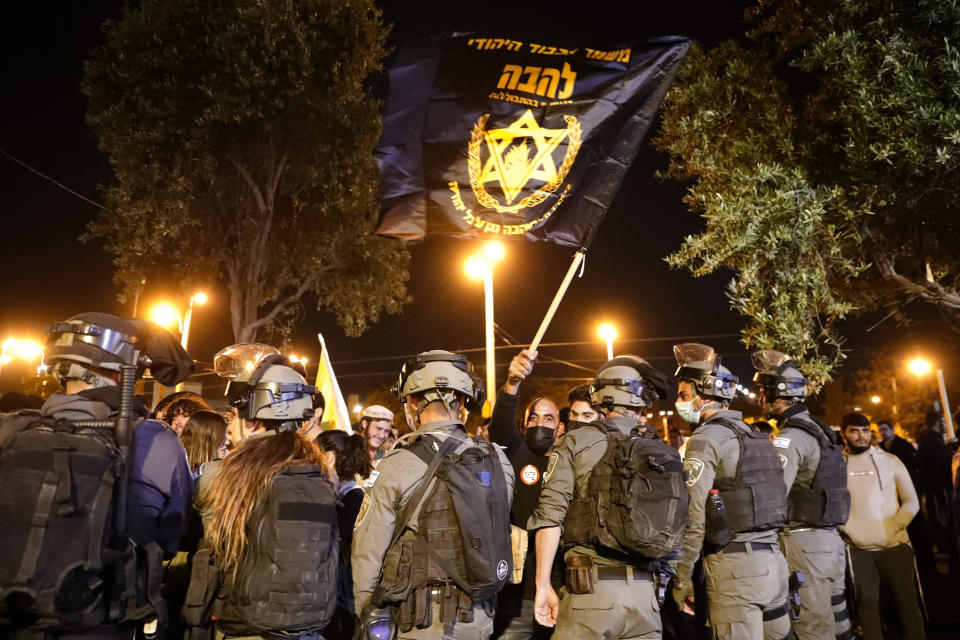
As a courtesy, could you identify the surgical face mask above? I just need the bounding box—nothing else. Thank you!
[525,426,557,455]
[675,398,701,424]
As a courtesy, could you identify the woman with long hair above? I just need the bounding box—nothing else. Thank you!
[207,429,334,579]
[179,410,228,474]
[316,430,374,640]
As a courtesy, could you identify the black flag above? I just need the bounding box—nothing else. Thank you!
[375,34,689,247]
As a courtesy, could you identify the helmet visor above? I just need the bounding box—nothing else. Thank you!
[673,343,717,368]
[214,343,283,379]
[751,349,791,372]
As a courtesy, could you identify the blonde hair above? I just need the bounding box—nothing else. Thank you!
[207,429,333,574]
[180,410,227,472]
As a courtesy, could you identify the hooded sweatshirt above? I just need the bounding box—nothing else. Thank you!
[840,445,918,550]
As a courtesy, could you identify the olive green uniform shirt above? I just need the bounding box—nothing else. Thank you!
[351,419,515,614]
[673,410,779,601]
[526,415,640,566]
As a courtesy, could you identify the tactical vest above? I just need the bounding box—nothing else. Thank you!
[780,412,850,527]
[709,418,787,535]
[0,412,163,632]
[212,465,339,636]
[374,434,512,633]
[564,421,689,560]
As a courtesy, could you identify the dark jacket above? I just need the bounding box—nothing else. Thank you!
[40,391,194,554]
[488,387,549,527]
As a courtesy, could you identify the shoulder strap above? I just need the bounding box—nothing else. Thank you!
[386,435,461,551]
[782,413,835,447]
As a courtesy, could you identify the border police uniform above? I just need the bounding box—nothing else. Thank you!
[775,405,851,640]
[353,419,515,640]
[674,410,791,640]
[528,416,662,640]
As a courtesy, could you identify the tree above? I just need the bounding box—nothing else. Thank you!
[83,0,410,343]
[654,0,960,385]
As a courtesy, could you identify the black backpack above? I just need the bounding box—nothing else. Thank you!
[211,465,339,637]
[565,422,689,560]
[0,411,155,631]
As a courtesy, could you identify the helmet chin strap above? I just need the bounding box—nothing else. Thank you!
[56,362,116,389]
[414,389,458,423]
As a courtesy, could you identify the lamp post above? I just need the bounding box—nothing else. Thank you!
[908,356,954,439]
[465,241,505,417]
[180,291,207,352]
[597,322,617,361]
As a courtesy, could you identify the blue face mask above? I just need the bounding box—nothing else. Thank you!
[675,398,701,424]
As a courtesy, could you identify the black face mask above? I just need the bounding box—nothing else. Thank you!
[525,426,557,455]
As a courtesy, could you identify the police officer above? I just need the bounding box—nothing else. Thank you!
[352,350,515,639]
[672,343,791,640]
[489,349,567,640]
[0,312,195,639]
[530,355,672,639]
[752,350,852,640]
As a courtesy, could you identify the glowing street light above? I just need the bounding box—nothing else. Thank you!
[353,404,363,415]
[907,357,932,377]
[871,395,882,404]
[0,337,44,376]
[464,243,507,417]
[181,291,208,352]
[148,302,181,332]
[597,322,618,360]
[907,355,954,439]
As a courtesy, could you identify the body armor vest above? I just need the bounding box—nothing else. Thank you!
[780,410,850,527]
[564,420,689,560]
[374,435,512,633]
[709,417,787,535]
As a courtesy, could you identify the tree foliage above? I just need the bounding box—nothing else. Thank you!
[83,0,410,342]
[654,0,960,385]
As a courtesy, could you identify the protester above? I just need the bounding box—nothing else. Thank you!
[163,396,208,436]
[352,350,514,639]
[840,412,925,640]
[531,355,681,640]
[917,412,956,565]
[672,343,790,640]
[668,428,684,451]
[0,312,194,638]
[180,409,229,474]
[317,430,374,640]
[358,404,394,465]
[754,350,851,640]
[152,390,208,421]
[488,349,565,640]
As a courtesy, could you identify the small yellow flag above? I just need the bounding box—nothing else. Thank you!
[314,333,352,433]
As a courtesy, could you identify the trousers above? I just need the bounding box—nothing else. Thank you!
[780,528,850,640]
[703,543,791,640]
[848,543,925,640]
[552,569,660,640]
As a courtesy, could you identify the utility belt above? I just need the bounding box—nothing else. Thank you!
[564,554,655,596]
[395,581,493,634]
[706,540,776,555]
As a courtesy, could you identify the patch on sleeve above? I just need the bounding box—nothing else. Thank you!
[684,457,705,487]
[354,494,371,530]
[773,437,790,449]
[543,453,559,483]
[779,454,788,468]
[364,470,380,488]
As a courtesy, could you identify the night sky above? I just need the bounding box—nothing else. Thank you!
[1,1,956,404]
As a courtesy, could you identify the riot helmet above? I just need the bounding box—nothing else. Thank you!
[590,355,668,413]
[214,343,321,427]
[751,349,808,401]
[673,343,737,401]
[44,312,193,388]
[394,350,485,418]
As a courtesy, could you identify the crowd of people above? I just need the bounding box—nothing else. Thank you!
[0,312,958,640]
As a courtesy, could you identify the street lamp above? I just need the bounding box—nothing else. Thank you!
[148,302,181,332]
[464,242,506,417]
[597,322,618,360]
[0,337,44,376]
[871,395,882,405]
[180,291,208,352]
[907,356,954,439]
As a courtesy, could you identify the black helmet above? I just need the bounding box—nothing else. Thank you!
[673,343,738,401]
[751,349,808,401]
[44,312,193,388]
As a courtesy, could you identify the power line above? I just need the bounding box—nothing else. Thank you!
[0,147,111,211]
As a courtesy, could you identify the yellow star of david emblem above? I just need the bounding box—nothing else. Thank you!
[478,110,573,205]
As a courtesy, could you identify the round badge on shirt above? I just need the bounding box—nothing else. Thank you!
[520,464,541,485]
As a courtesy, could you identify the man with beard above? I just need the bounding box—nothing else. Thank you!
[840,412,925,640]
[359,404,394,465]
[489,349,577,640]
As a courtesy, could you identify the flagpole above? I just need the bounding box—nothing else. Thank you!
[529,250,585,352]
[483,266,496,417]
